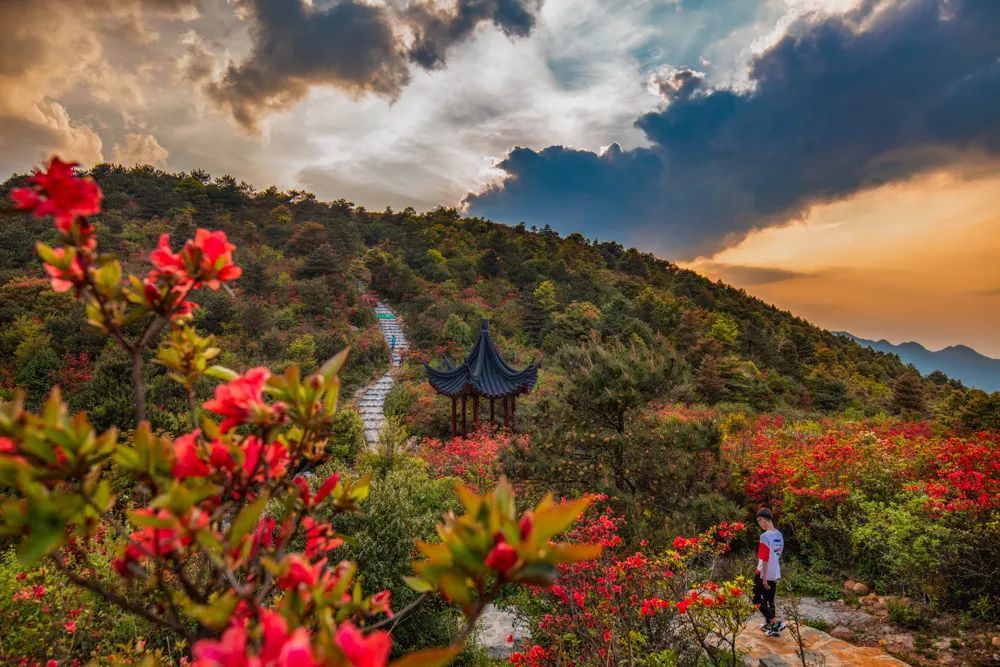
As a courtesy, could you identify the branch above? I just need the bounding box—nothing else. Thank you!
[52,550,195,644]
[366,593,429,633]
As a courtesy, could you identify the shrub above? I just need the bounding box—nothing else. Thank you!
[327,408,366,465]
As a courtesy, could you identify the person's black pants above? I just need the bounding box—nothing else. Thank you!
[753,573,778,623]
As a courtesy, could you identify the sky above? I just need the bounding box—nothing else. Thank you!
[1,0,997,356]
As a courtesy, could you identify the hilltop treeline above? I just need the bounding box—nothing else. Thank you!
[0,163,995,432]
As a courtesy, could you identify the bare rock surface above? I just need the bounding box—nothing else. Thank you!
[738,611,909,666]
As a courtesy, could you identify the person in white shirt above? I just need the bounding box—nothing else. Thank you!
[753,507,785,636]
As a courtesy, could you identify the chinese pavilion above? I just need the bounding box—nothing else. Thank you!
[425,319,540,436]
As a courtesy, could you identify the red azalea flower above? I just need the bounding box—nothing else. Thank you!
[192,620,249,666]
[41,247,86,292]
[259,611,319,667]
[172,431,210,480]
[369,590,393,618]
[12,157,102,231]
[301,516,344,559]
[141,276,197,317]
[204,367,285,433]
[485,539,519,574]
[519,512,533,541]
[242,437,289,483]
[150,229,242,290]
[277,555,325,593]
[64,620,77,633]
[335,623,392,667]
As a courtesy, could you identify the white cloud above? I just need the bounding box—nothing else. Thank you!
[112,132,169,166]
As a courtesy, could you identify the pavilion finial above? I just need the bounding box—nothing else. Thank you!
[479,318,489,332]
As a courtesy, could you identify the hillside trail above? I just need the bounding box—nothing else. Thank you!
[350,296,524,656]
[354,299,408,445]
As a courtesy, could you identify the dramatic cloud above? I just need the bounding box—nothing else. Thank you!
[0,0,199,174]
[206,0,543,129]
[648,66,705,102]
[112,133,169,166]
[466,0,1000,259]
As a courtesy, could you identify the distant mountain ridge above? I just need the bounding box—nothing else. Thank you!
[836,333,1000,392]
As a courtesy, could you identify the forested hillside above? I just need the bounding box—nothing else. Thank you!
[2,164,993,434]
[2,163,999,666]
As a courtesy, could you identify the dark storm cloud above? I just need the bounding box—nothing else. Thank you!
[466,0,1000,259]
[407,0,539,68]
[207,0,542,129]
[649,66,705,102]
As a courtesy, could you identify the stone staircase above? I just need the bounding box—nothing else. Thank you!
[355,300,409,445]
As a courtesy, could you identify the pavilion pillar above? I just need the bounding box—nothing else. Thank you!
[489,399,495,425]
[451,397,457,438]
[472,395,480,428]
[461,394,468,437]
[502,396,510,430]
[511,395,516,432]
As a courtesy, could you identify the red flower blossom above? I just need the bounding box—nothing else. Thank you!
[12,157,102,232]
[204,367,285,433]
[301,517,344,559]
[193,611,319,667]
[173,431,210,480]
[242,437,289,483]
[277,554,325,593]
[335,623,392,667]
[369,590,393,618]
[64,620,77,633]
[519,512,533,541]
[150,229,242,290]
[41,247,86,292]
[485,538,519,574]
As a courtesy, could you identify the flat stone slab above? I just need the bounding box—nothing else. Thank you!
[738,613,910,666]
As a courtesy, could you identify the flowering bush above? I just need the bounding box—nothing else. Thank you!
[418,427,522,491]
[512,499,751,666]
[726,417,999,517]
[0,158,601,665]
[725,416,1000,612]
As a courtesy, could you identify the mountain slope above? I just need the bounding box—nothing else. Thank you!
[0,164,978,426]
[837,333,1000,392]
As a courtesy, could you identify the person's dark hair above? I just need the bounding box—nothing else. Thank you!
[756,507,774,521]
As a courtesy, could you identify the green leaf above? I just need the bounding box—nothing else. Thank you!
[437,572,472,606]
[546,542,603,563]
[531,496,592,542]
[229,493,269,544]
[17,524,67,565]
[402,576,435,593]
[389,646,461,667]
[319,347,350,381]
[205,365,238,382]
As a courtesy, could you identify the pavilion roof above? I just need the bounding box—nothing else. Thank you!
[425,319,540,398]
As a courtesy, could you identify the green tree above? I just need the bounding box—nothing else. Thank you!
[552,334,688,494]
[891,370,927,416]
[441,313,473,348]
[523,280,557,343]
